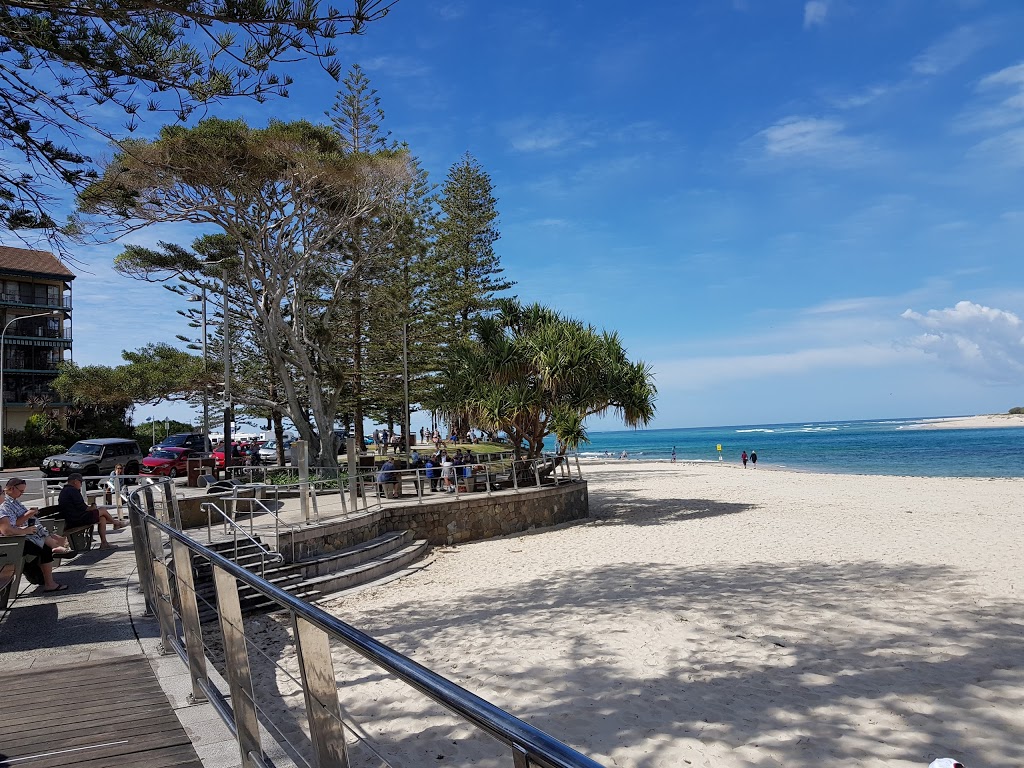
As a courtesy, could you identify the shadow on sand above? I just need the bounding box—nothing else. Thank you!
[193,485,1024,767]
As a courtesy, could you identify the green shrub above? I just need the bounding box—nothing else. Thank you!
[1009,407,1024,415]
[3,443,68,468]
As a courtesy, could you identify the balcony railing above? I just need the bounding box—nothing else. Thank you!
[0,294,71,310]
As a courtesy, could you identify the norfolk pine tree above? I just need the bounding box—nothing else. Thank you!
[432,153,515,340]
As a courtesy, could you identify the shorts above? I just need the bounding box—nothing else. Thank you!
[59,508,100,526]
[23,540,54,564]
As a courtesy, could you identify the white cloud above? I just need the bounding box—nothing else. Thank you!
[911,25,987,76]
[901,301,1024,382]
[803,1,829,29]
[361,56,430,78]
[756,116,876,167]
[957,61,1024,132]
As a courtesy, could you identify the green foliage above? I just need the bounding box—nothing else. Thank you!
[432,152,515,336]
[1010,407,1024,415]
[432,299,656,458]
[2,443,69,469]
[0,0,395,238]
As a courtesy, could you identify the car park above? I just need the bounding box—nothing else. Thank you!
[40,438,143,480]
[141,447,193,478]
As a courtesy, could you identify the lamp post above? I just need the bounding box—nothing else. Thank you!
[0,309,61,469]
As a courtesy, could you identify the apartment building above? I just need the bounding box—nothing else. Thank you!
[0,245,74,429]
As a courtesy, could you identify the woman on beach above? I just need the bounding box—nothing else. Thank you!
[751,450,757,467]
[742,451,748,468]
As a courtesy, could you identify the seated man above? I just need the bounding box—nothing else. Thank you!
[0,478,67,591]
[57,473,125,550]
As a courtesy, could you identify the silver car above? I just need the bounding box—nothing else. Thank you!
[259,439,292,465]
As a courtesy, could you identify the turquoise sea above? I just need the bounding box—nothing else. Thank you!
[580,418,1024,478]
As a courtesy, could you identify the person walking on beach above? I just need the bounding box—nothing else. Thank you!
[671,446,676,463]
[750,450,758,468]
[741,450,748,468]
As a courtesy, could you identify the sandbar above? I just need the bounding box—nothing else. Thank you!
[904,413,1024,430]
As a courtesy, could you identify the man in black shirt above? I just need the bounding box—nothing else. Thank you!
[58,473,125,549]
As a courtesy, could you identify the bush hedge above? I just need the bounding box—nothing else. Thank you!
[3,443,68,468]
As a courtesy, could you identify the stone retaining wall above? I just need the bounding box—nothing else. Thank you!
[276,481,589,561]
[384,481,589,546]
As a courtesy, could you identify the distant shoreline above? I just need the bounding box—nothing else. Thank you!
[899,413,1024,430]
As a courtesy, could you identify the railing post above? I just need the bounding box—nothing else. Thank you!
[296,439,310,523]
[575,454,583,481]
[346,437,358,514]
[293,615,351,768]
[533,460,541,489]
[212,565,263,768]
[147,524,177,656]
[170,539,209,704]
[512,745,531,768]
[130,505,159,616]
[511,459,520,492]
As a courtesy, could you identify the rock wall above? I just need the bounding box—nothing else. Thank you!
[277,482,589,561]
[384,481,589,546]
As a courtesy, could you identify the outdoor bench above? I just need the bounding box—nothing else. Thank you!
[0,539,24,609]
[37,504,94,554]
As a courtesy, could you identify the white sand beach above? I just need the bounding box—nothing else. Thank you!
[253,461,1024,768]
[906,413,1024,430]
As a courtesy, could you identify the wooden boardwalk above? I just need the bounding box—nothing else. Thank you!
[0,655,203,768]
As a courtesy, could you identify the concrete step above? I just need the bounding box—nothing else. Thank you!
[292,530,414,577]
[190,530,430,619]
[299,539,429,599]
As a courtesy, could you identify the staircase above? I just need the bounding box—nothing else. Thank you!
[191,531,428,621]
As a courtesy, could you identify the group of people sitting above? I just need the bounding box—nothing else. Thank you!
[0,473,126,593]
[375,449,482,498]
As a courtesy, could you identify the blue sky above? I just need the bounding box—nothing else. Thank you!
[52,0,1024,430]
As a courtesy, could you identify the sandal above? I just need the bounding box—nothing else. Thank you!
[43,583,69,592]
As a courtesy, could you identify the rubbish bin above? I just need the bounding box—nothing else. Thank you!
[187,457,217,487]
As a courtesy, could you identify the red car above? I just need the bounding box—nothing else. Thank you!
[141,447,192,478]
[211,442,258,469]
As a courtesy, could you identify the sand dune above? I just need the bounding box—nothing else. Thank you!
[253,462,1024,767]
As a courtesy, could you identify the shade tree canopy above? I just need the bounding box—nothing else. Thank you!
[82,117,412,466]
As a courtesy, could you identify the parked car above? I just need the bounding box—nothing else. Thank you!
[259,438,293,465]
[40,438,144,480]
[141,447,193,478]
[155,432,211,453]
[211,441,260,469]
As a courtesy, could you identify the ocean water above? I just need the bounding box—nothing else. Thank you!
[579,418,1024,478]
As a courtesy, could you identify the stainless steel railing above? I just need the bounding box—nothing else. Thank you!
[128,477,604,768]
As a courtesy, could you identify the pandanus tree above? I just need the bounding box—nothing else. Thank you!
[432,299,656,459]
[80,118,411,468]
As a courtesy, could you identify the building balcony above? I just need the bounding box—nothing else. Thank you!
[0,295,71,312]
[3,333,72,347]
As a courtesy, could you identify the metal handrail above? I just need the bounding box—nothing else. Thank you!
[129,478,603,768]
[200,501,283,577]
[228,495,300,564]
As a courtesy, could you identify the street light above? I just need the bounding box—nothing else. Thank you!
[0,309,62,469]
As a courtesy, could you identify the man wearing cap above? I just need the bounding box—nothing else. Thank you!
[57,473,125,549]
